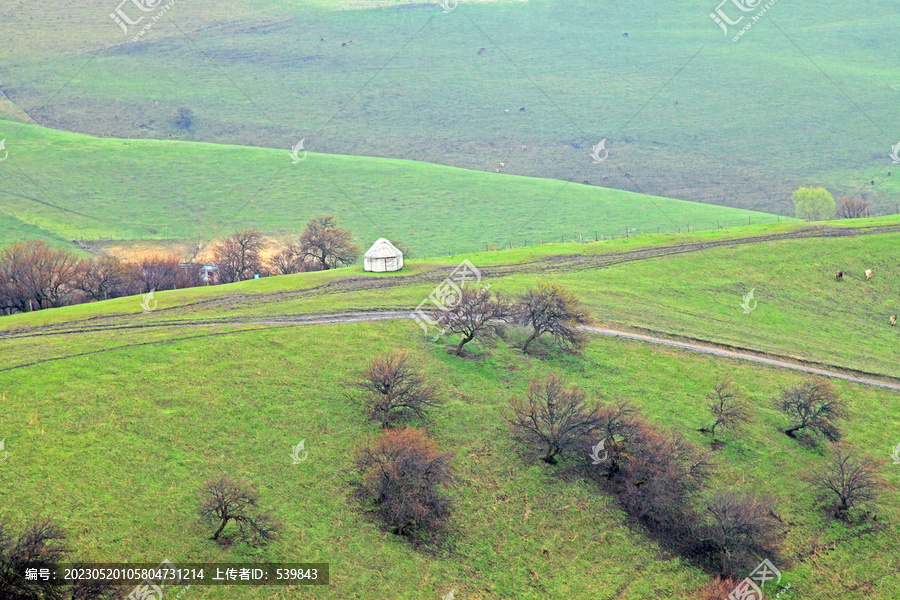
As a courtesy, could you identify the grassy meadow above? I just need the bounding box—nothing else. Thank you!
[2,317,900,599]
[0,0,898,214]
[0,120,787,255]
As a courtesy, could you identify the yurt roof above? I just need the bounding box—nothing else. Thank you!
[364,238,402,259]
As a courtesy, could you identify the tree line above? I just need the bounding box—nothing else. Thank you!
[0,216,360,315]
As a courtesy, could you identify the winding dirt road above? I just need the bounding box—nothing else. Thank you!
[4,309,897,392]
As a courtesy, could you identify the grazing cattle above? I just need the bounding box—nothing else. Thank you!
[836,270,843,281]
[674,100,678,105]
[865,269,872,280]
[477,47,485,54]
[341,42,347,46]
[891,315,897,326]
[601,175,609,181]
[495,168,499,173]
[522,146,527,150]
[519,107,525,111]
[499,162,505,167]
[625,172,632,176]
[504,109,509,114]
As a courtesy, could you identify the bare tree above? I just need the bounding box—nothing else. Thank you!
[356,427,453,539]
[696,493,781,576]
[705,377,750,438]
[134,254,182,293]
[0,518,118,600]
[810,443,885,519]
[612,423,710,530]
[74,256,130,301]
[776,381,847,442]
[355,353,442,427]
[199,476,279,545]
[441,286,511,356]
[298,216,360,270]
[508,373,603,464]
[173,106,194,130]
[0,241,80,310]
[591,400,640,475]
[836,197,868,219]
[214,229,265,283]
[268,244,318,275]
[515,282,591,353]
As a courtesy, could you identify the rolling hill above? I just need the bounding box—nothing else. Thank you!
[1,219,898,599]
[0,0,898,214]
[0,120,788,256]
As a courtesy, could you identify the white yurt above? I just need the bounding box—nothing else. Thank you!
[364,238,404,272]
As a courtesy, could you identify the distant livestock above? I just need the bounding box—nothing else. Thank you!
[504,109,509,114]
[499,162,505,167]
[835,270,843,281]
[865,269,872,280]
[891,315,897,326]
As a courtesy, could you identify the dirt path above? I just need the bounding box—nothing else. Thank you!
[3,309,899,392]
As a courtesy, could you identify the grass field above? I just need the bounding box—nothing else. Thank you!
[1,308,899,598]
[0,120,788,255]
[1,0,898,215]
[3,217,897,378]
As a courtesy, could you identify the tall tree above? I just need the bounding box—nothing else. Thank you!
[508,373,603,464]
[776,380,846,442]
[298,216,360,270]
[441,286,510,356]
[515,282,591,354]
[705,377,750,438]
[213,229,265,283]
[810,443,885,519]
[792,187,835,221]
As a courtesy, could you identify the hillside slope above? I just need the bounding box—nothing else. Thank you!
[1,222,899,598]
[1,1,897,213]
[0,121,785,255]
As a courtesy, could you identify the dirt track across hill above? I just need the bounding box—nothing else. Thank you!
[2,309,899,392]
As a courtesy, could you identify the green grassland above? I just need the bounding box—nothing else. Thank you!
[1,0,898,215]
[0,120,787,254]
[2,218,899,598]
[1,309,899,598]
[3,218,897,379]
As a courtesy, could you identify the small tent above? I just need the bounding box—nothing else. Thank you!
[364,238,403,272]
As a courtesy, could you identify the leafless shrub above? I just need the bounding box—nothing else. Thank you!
[508,373,603,464]
[775,380,846,442]
[356,427,453,539]
[836,197,868,219]
[441,286,511,356]
[695,493,782,576]
[514,281,591,354]
[705,377,750,439]
[356,353,442,427]
[809,443,885,519]
[213,229,265,283]
[199,476,280,545]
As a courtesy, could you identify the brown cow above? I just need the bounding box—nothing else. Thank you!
[835,270,843,281]
[891,315,897,326]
